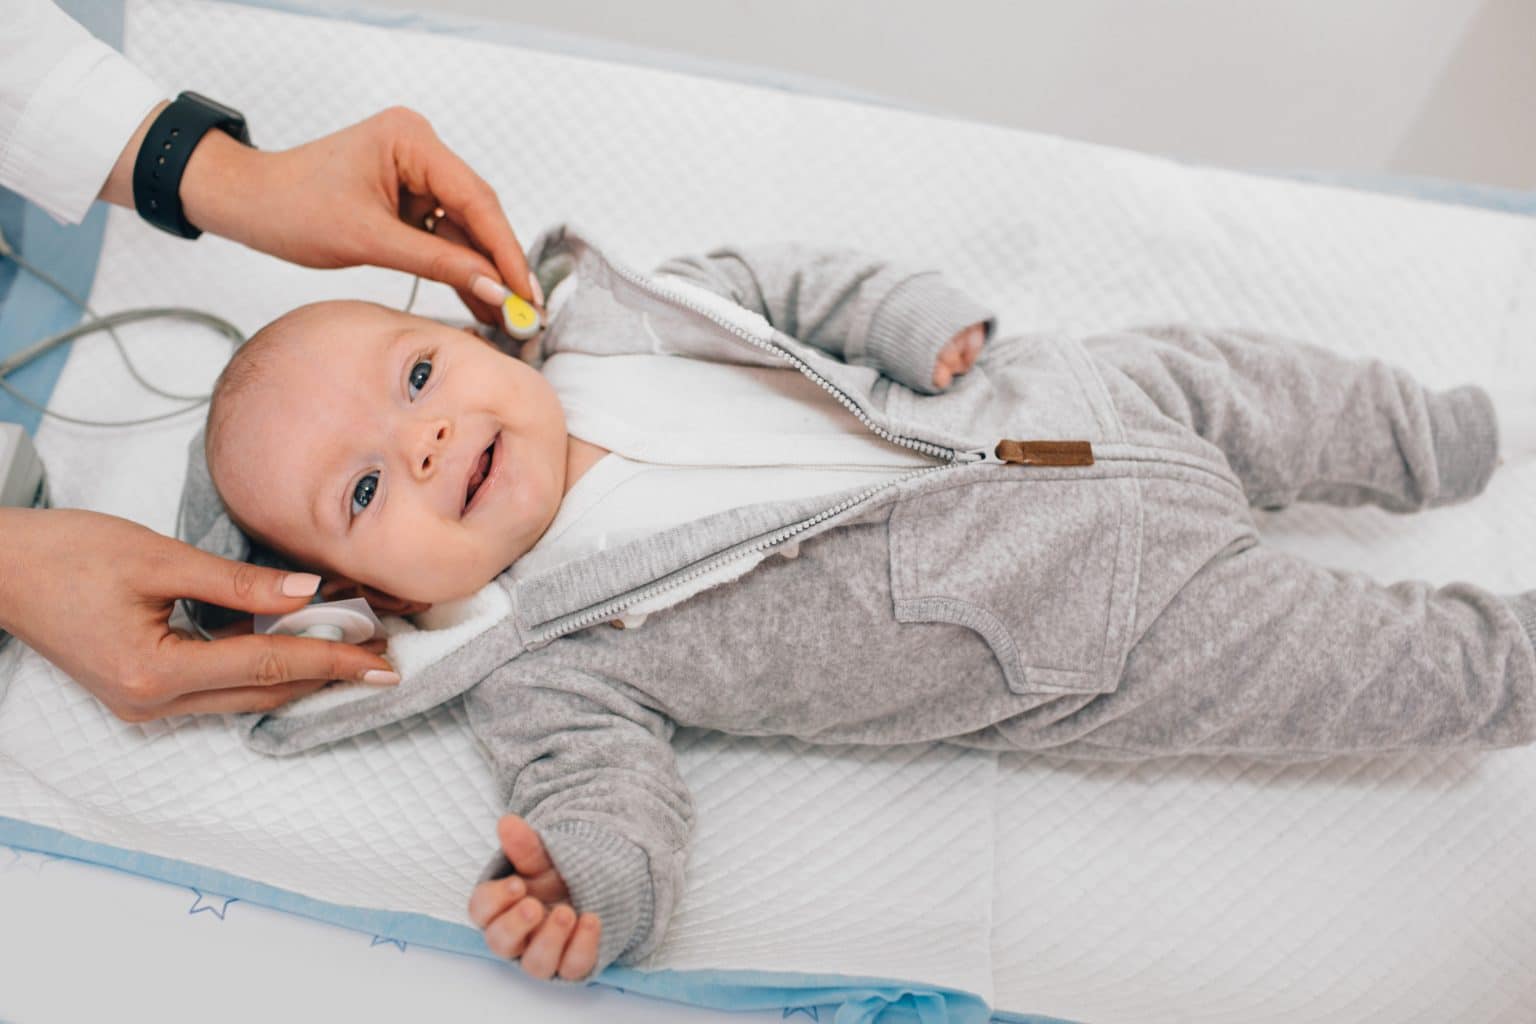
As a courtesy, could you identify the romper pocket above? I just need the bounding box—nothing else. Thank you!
[887,475,1141,696]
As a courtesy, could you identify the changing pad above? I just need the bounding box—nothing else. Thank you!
[3,1,1536,1021]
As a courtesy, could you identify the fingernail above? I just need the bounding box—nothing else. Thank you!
[529,275,545,308]
[470,274,508,306]
[282,573,322,597]
[362,669,401,686]
[506,877,525,897]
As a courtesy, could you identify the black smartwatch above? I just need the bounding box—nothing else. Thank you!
[132,90,253,239]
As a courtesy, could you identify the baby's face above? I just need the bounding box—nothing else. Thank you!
[209,301,568,604]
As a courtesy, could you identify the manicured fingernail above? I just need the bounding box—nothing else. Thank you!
[282,573,322,597]
[529,275,545,308]
[362,669,400,686]
[470,274,508,306]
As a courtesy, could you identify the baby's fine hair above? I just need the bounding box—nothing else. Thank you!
[204,302,348,482]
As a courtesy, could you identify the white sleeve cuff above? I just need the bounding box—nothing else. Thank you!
[0,36,165,225]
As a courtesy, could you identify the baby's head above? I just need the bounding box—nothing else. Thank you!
[205,300,568,605]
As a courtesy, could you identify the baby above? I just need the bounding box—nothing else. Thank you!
[197,223,1536,986]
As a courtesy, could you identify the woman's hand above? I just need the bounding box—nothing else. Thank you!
[102,104,539,326]
[0,508,399,722]
[932,321,987,390]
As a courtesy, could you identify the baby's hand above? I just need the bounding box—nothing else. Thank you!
[932,322,987,390]
[468,813,603,982]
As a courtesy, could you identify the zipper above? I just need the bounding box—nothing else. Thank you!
[530,257,1096,643]
[535,458,958,642]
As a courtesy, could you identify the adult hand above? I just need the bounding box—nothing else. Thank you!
[101,104,540,326]
[0,508,399,722]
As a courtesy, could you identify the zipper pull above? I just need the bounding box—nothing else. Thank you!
[993,439,1095,466]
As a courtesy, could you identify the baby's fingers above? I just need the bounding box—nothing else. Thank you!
[962,327,985,365]
[520,904,579,981]
[558,913,602,982]
[484,895,546,961]
[469,873,526,928]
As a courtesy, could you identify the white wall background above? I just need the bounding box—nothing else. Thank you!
[364,0,1536,188]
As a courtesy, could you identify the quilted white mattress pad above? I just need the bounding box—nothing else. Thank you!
[2,1,1535,1021]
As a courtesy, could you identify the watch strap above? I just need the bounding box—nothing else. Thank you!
[132,91,251,240]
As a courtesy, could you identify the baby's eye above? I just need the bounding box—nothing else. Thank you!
[350,472,379,517]
[408,360,432,399]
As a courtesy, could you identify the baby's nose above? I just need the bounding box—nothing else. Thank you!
[410,419,453,479]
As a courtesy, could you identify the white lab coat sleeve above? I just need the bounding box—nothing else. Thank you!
[0,0,167,224]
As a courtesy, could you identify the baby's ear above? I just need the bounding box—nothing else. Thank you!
[319,576,432,617]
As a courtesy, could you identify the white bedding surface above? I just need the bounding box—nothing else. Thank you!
[1,0,1534,1021]
[0,841,766,1024]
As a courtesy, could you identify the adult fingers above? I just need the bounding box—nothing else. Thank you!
[558,915,602,982]
[388,110,535,304]
[432,216,505,324]
[148,678,336,719]
[520,904,579,981]
[152,631,396,695]
[372,217,505,326]
[392,193,498,323]
[159,541,323,616]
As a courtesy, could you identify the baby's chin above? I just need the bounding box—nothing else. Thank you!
[372,559,510,608]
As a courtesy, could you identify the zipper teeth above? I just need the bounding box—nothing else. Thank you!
[533,261,981,643]
[640,268,964,462]
[539,460,952,641]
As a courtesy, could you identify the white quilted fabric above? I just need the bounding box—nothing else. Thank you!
[1,1,1534,1020]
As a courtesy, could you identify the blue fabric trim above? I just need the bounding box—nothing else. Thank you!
[0,815,1067,1024]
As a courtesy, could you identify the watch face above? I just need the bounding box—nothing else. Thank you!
[177,90,252,146]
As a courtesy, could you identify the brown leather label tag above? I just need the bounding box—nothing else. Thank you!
[994,440,1096,466]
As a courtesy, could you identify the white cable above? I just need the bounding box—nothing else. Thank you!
[0,244,243,426]
[0,229,431,642]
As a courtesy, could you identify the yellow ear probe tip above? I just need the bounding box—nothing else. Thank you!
[501,292,543,341]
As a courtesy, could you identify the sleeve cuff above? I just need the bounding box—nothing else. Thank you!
[478,819,656,978]
[1427,383,1500,505]
[1499,591,1536,656]
[863,274,997,395]
[0,36,164,224]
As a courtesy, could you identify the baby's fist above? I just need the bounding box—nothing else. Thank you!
[932,322,987,390]
[468,813,603,982]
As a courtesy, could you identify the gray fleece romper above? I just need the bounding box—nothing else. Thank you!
[180,224,1536,978]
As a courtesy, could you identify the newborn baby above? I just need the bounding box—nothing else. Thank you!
[198,224,1536,985]
[203,237,987,981]
[206,303,983,606]
[207,299,604,606]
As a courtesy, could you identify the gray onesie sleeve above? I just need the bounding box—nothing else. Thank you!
[464,660,696,978]
[652,241,996,394]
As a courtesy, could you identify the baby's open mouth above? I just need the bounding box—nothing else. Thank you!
[464,436,497,513]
